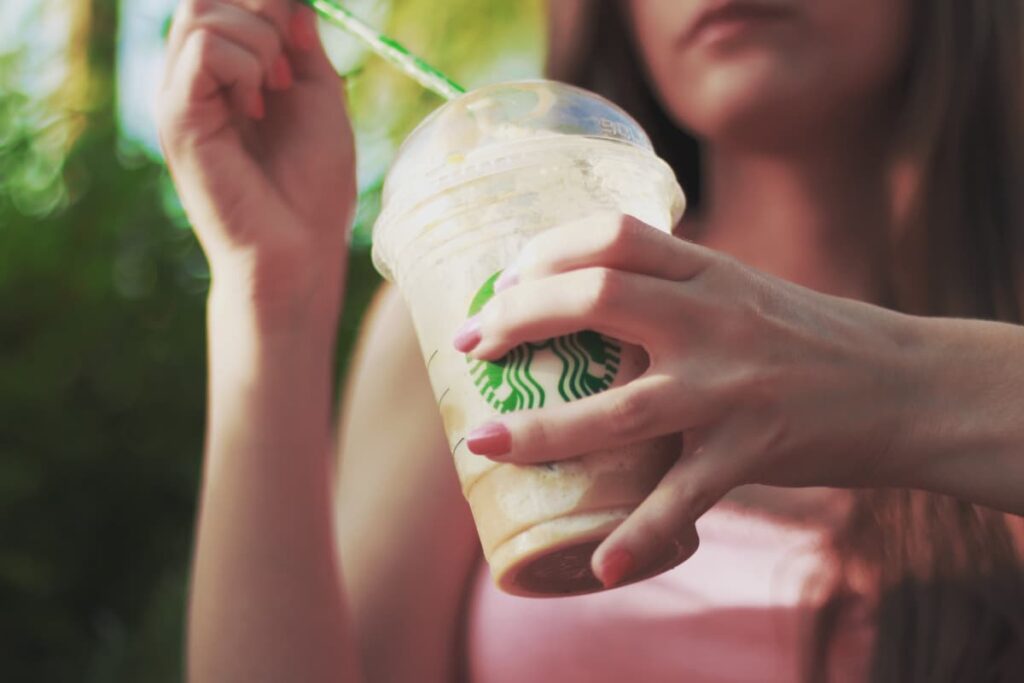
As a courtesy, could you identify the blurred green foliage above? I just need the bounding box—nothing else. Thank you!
[0,0,542,680]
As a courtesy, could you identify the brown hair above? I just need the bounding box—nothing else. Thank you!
[549,1,1024,680]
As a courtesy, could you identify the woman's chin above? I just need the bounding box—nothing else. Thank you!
[671,80,828,151]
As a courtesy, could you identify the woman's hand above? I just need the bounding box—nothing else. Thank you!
[455,213,925,587]
[158,0,355,327]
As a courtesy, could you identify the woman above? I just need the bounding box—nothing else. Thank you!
[158,0,1024,681]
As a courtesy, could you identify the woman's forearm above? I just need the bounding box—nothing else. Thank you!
[188,281,362,683]
[892,315,1024,514]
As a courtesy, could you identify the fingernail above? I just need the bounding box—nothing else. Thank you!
[466,422,511,456]
[249,92,265,119]
[453,315,482,353]
[598,549,635,588]
[493,267,519,293]
[290,8,318,51]
[270,55,293,90]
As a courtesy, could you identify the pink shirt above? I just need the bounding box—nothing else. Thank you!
[465,503,872,682]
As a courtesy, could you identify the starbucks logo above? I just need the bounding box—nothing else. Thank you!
[466,271,622,414]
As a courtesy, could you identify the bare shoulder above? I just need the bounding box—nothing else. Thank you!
[336,283,481,683]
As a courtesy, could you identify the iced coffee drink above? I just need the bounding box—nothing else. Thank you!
[372,81,685,596]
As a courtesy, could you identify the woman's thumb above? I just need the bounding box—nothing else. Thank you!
[591,439,739,589]
[287,6,337,82]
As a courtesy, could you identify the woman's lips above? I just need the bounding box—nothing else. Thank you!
[683,0,796,47]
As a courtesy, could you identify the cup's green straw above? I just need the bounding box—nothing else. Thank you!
[302,0,466,100]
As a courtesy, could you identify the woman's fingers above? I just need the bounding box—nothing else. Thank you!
[465,375,695,462]
[228,0,294,34]
[162,2,336,126]
[495,213,715,291]
[165,1,297,97]
[167,2,288,86]
[161,8,282,138]
[159,26,278,243]
[591,438,740,588]
[172,28,268,121]
[168,1,292,54]
[460,268,685,359]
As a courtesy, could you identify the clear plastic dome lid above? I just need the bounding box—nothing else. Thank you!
[379,80,655,208]
[371,80,683,283]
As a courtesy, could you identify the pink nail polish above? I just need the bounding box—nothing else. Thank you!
[249,92,265,120]
[493,267,519,293]
[271,55,293,90]
[467,422,511,456]
[453,316,482,353]
[290,9,318,51]
[599,549,635,588]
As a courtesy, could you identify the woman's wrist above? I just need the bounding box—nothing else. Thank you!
[207,244,346,349]
[886,314,1024,511]
[204,267,341,466]
[204,252,345,412]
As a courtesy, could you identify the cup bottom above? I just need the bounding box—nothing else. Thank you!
[489,509,691,598]
[487,510,623,597]
[512,537,606,596]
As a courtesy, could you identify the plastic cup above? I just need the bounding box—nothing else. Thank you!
[372,80,686,597]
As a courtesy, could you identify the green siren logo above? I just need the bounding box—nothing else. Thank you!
[466,271,622,413]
